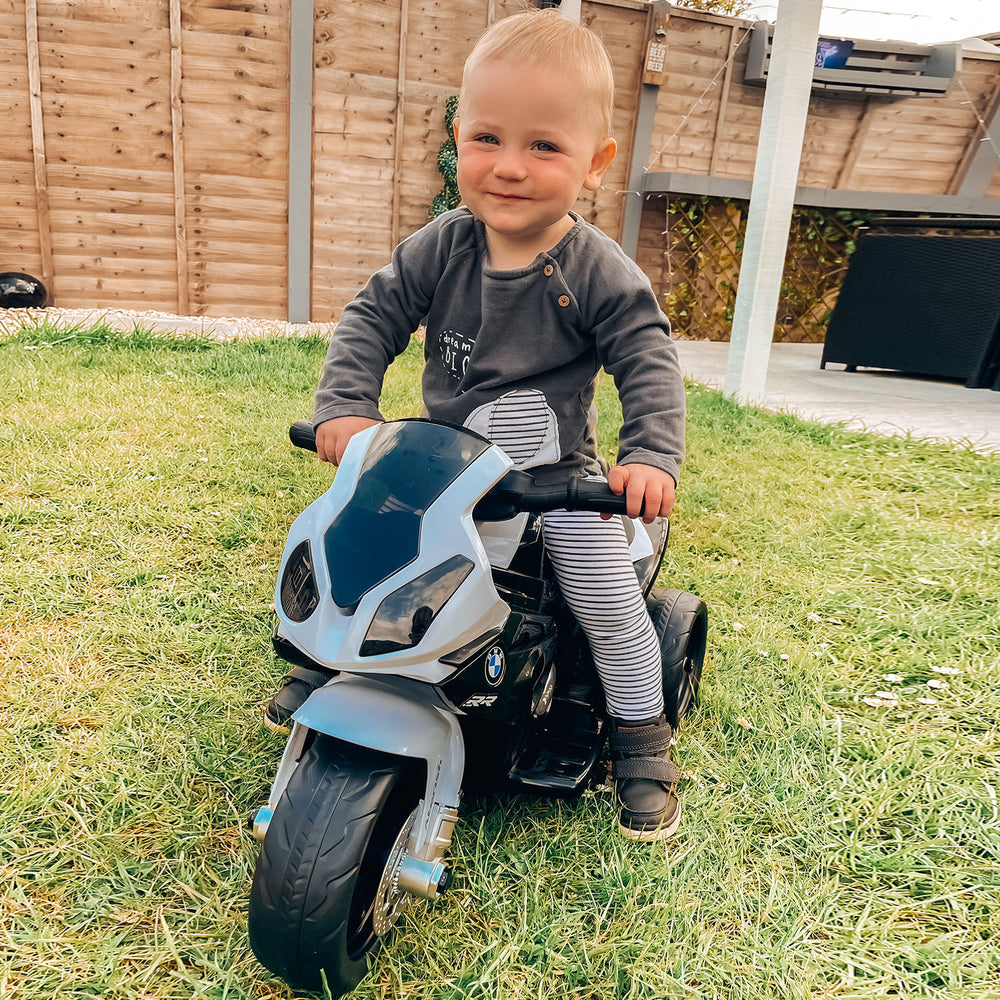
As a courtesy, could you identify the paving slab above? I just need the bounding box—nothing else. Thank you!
[674,341,1000,454]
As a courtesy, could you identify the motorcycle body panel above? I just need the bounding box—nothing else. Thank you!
[274,422,514,683]
[292,673,463,865]
[260,419,674,897]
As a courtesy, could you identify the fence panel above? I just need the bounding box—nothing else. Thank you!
[1,0,998,324]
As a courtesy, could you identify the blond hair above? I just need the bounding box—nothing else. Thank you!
[460,9,616,138]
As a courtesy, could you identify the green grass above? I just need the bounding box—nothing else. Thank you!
[2,323,999,1000]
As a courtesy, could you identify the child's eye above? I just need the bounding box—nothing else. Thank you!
[474,134,500,145]
[532,141,558,153]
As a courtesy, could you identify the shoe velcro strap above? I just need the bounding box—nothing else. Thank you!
[612,757,682,784]
[609,723,673,756]
[289,665,335,689]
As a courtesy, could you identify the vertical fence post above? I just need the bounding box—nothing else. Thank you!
[168,0,189,315]
[24,0,54,300]
[708,24,740,177]
[287,0,314,323]
[620,0,670,258]
[724,0,822,402]
[390,0,410,255]
[955,81,1000,197]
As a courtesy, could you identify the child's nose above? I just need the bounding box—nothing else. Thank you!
[492,150,527,180]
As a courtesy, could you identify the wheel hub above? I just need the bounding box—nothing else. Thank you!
[372,807,416,937]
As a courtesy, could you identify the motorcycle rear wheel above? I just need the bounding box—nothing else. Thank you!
[248,734,418,995]
[647,588,708,729]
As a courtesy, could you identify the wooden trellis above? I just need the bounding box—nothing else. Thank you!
[648,194,865,343]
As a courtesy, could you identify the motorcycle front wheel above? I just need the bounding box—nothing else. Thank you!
[248,733,419,995]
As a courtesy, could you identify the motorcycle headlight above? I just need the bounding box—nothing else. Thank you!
[360,555,474,657]
[279,540,320,622]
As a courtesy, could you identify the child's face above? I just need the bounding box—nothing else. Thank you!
[454,56,616,264]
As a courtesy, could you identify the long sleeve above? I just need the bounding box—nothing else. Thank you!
[312,215,456,426]
[588,250,686,484]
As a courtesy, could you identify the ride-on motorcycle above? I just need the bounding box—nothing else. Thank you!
[248,418,708,995]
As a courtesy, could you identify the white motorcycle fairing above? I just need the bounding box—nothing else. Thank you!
[260,419,668,890]
[262,421,517,885]
[274,420,515,685]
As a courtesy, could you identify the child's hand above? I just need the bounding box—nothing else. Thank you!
[605,463,676,523]
[315,416,381,465]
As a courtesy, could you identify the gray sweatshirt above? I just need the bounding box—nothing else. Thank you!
[313,207,685,485]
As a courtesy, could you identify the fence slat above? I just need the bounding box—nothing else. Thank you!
[25,0,54,297]
[708,24,742,177]
[950,76,1000,196]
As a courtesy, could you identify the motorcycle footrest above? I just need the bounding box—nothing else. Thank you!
[506,701,605,794]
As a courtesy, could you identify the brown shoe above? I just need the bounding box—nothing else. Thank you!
[608,715,681,841]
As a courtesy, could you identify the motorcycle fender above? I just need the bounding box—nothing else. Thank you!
[293,673,464,863]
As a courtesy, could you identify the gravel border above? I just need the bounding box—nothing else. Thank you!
[0,306,337,342]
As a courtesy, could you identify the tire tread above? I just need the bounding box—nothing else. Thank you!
[249,736,406,994]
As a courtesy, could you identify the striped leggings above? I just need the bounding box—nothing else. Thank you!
[473,390,664,722]
[541,508,664,722]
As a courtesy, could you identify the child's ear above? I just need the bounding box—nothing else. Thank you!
[452,118,460,144]
[583,138,617,191]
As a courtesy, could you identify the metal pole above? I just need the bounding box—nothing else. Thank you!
[725,0,823,401]
[620,83,659,259]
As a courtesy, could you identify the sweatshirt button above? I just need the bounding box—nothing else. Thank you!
[544,264,554,276]
[558,294,570,307]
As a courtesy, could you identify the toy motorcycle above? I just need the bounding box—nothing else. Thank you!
[248,418,707,994]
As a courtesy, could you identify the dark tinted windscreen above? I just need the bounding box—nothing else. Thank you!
[323,421,491,611]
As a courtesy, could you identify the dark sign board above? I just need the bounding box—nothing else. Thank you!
[815,38,854,70]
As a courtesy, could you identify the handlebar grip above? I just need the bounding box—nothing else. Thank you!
[289,421,317,452]
[565,479,631,515]
[493,475,635,517]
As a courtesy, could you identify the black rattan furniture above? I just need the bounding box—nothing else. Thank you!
[821,226,1000,390]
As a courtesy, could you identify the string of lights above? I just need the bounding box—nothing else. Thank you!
[613,25,754,203]
[613,18,1000,210]
[957,77,1000,162]
[646,26,755,175]
[651,20,747,274]
[745,5,961,22]
[613,4,1000,287]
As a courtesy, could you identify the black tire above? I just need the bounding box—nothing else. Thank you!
[647,588,708,729]
[248,734,418,995]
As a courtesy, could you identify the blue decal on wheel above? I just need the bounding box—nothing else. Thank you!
[484,646,505,686]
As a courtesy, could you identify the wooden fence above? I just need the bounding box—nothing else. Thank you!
[3,0,999,322]
[4,0,293,317]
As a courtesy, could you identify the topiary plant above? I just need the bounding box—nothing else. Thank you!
[429,95,461,219]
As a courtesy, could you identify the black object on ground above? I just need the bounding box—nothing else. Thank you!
[0,272,49,309]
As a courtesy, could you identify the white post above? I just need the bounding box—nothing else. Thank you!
[558,0,581,24]
[724,0,823,401]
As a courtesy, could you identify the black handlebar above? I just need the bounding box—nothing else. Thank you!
[289,420,318,452]
[288,420,631,517]
[479,468,630,518]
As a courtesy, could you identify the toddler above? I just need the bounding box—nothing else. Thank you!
[267,9,687,840]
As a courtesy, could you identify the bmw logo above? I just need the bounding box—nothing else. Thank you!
[484,646,505,686]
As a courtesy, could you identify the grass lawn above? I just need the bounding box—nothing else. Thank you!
[2,322,998,1000]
